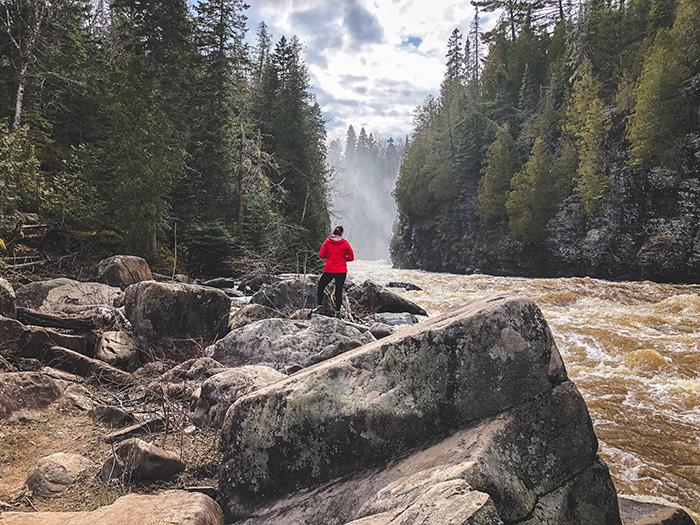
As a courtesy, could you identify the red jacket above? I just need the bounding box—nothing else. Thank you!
[319,235,354,273]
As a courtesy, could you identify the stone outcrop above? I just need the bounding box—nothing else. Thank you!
[192,365,285,429]
[14,278,122,314]
[101,438,185,481]
[217,294,620,524]
[390,148,700,283]
[0,371,61,420]
[0,277,16,318]
[122,281,231,344]
[95,255,153,290]
[205,315,373,371]
[25,453,95,497]
[0,490,223,525]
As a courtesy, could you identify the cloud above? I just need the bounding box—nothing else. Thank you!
[343,1,385,48]
[244,0,494,143]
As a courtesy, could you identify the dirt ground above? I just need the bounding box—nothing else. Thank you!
[0,390,220,515]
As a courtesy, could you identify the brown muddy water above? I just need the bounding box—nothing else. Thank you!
[351,260,700,519]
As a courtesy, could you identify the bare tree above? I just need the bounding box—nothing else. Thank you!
[1,0,68,133]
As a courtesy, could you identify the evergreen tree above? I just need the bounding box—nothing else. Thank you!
[627,28,690,173]
[506,136,558,243]
[476,124,519,222]
[564,59,612,214]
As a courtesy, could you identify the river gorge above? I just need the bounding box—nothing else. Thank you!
[351,260,700,520]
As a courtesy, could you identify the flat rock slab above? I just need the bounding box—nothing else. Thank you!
[0,490,223,524]
[618,496,695,525]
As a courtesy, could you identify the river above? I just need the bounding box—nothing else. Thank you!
[350,260,700,519]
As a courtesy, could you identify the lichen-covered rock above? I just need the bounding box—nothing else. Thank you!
[205,316,372,370]
[0,278,16,318]
[96,255,153,290]
[14,278,121,314]
[249,277,318,313]
[101,438,185,481]
[228,303,283,331]
[217,294,620,524]
[0,371,61,420]
[26,453,95,497]
[0,490,223,524]
[122,281,231,344]
[192,365,285,429]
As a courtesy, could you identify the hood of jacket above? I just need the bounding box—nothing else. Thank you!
[327,235,346,244]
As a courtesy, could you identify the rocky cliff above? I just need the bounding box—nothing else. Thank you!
[391,116,700,283]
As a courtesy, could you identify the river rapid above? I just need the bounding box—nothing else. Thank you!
[351,260,700,518]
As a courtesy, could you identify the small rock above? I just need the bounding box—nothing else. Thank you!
[101,438,185,482]
[26,452,95,497]
[370,312,419,327]
[368,322,394,339]
[102,417,165,444]
[95,331,138,370]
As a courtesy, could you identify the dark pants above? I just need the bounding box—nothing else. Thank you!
[317,272,346,311]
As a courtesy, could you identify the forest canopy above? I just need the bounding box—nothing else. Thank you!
[394,0,700,244]
[0,0,330,276]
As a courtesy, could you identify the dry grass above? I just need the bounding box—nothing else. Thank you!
[0,384,220,515]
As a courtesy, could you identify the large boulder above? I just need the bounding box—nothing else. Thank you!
[25,453,95,497]
[205,316,373,371]
[14,278,122,314]
[0,490,223,525]
[122,281,231,344]
[346,280,427,316]
[0,371,61,420]
[217,294,620,524]
[249,277,318,313]
[96,255,153,289]
[0,277,16,318]
[193,366,285,429]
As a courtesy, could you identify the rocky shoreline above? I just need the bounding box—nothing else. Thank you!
[0,255,695,524]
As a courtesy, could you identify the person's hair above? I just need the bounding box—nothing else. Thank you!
[333,225,344,236]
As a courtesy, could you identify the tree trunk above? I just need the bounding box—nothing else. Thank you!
[237,124,246,235]
[11,60,28,134]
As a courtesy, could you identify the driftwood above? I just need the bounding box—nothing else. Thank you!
[16,307,96,331]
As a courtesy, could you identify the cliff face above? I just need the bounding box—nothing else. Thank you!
[390,119,700,283]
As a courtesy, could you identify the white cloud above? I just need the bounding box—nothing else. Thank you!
[245,0,491,143]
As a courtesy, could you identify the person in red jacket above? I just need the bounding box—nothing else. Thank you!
[316,224,354,315]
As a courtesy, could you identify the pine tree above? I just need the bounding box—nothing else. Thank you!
[627,28,690,173]
[476,124,519,222]
[506,136,557,243]
[564,59,612,214]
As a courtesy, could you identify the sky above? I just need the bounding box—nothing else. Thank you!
[244,0,495,144]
